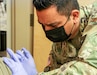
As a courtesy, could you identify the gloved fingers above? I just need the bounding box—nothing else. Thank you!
[16,50,26,62]
[16,50,25,57]
[3,57,28,75]
[3,57,16,73]
[7,48,20,62]
[15,53,22,61]
[22,48,35,64]
[15,53,21,59]
[21,47,32,59]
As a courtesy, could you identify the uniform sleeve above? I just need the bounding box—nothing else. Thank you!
[0,58,12,75]
[57,32,97,75]
[57,61,97,75]
[44,49,60,72]
[80,0,97,26]
[38,69,59,75]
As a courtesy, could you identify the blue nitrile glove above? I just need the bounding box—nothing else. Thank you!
[3,48,28,75]
[16,48,38,75]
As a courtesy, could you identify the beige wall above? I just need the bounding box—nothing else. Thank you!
[11,0,33,53]
[33,9,52,72]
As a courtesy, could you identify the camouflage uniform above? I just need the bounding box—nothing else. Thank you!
[38,0,97,75]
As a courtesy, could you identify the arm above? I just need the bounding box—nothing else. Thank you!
[58,30,97,75]
[44,50,59,72]
[39,30,97,75]
[0,58,11,75]
[16,48,38,75]
[3,48,28,75]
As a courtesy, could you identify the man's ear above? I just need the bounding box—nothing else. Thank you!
[71,10,80,24]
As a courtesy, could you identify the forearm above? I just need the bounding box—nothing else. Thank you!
[44,50,60,72]
[0,58,12,75]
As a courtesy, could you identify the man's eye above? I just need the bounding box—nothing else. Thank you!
[51,25,56,27]
[49,23,59,27]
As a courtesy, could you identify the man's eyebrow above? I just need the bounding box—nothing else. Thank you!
[38,20,61,26]
[46,22,61,27]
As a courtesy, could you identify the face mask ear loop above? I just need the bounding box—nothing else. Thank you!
[63,13,75,35]
[63,11,72,27]
[66,24,75,41]
[63,16,70,27]
[66,12,75,36]
[69,23,75,36]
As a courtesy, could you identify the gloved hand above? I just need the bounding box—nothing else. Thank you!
[16,48,38,75]
[3,48,28,75]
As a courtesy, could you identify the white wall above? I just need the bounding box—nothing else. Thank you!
[78,0,95,6]
[6,0,11,48]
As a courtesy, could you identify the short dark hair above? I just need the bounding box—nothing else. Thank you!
[33,0,79,17]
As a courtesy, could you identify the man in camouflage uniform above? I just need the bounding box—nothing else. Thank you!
[43,0,97,72]
[2,0,97,75]
[34,0,97,74]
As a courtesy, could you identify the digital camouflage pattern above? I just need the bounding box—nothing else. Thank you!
[38,0,97,75]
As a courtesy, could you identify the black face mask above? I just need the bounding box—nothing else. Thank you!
[42,16,74,42]
[44,26,72,42]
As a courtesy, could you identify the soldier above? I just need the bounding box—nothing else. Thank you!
[3,0,97,75]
